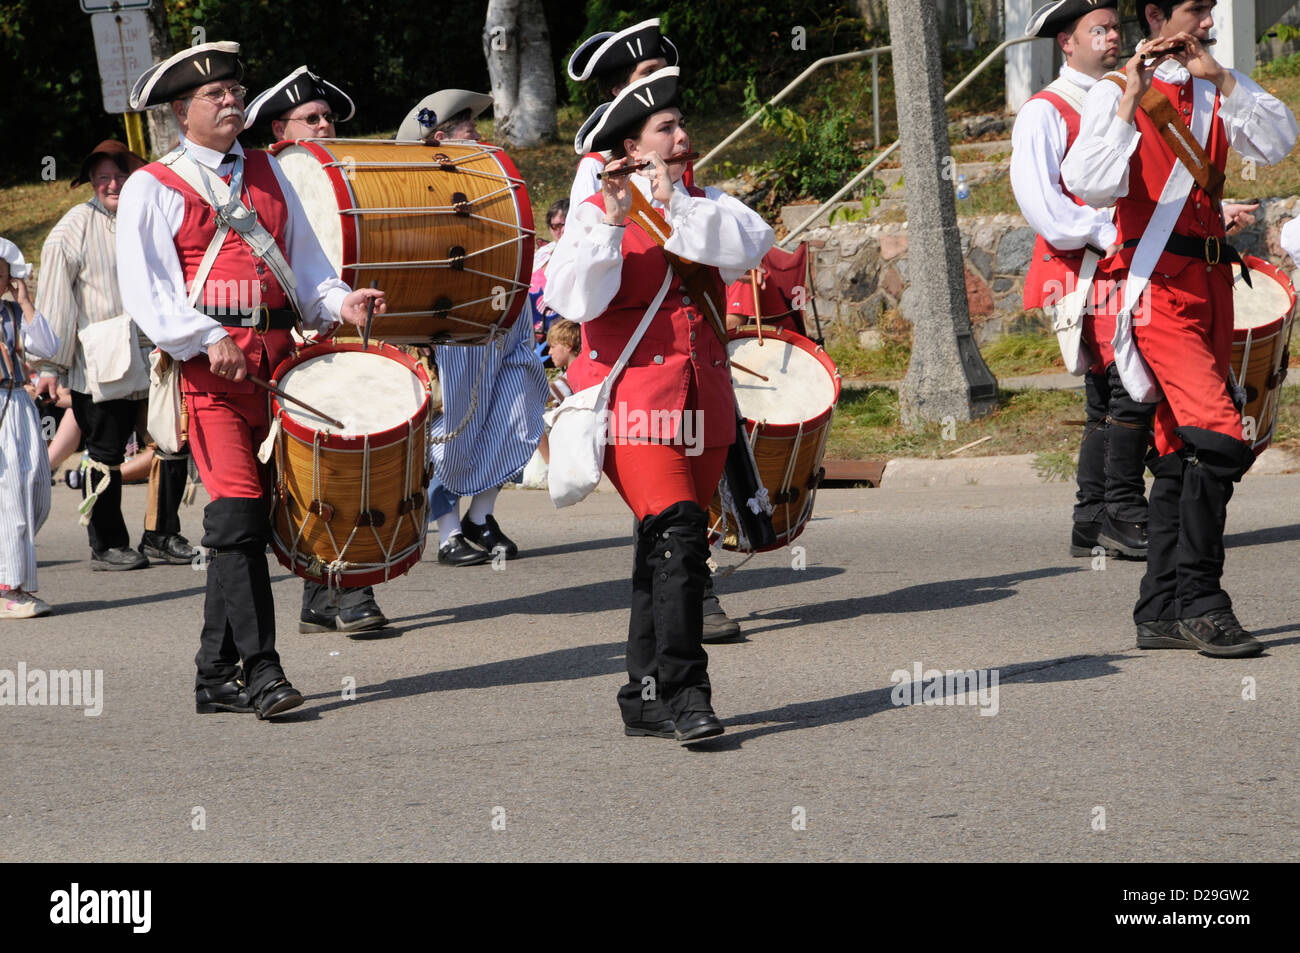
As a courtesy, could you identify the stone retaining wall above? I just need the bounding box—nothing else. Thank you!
[803,196,1300,348]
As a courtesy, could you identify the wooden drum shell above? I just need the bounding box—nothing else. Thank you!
[1233,255,1296,454]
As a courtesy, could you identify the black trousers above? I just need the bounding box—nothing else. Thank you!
[617,501,712,725]
[1074,364,1156,525]
[195,497,284,695]
[1134,427,1254,623]
[69,390,136,552]
[144,450,190,536]
[301,581,379,614]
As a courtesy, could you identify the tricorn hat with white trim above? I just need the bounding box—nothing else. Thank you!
[567,17,679,83]
[129,41,243,109]
[244,66,355,128]
[1024,0,1117,38]
[575,67,680,155]
[395,89,494,141]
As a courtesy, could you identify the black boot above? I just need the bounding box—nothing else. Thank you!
[1172,427,1253,621]
[1134,450,1183,627]
[1104,363,1157,525]
[196,498,287,699]
[644,502,722,743]
[618,523,676,735]
[701,572,742,643]
[1073,370,1108,527]
[140,451,196,563]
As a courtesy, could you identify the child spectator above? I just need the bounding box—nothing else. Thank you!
[1,238,60,618]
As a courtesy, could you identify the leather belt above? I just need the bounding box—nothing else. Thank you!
[202,304,297,332]
[1122,233,1251,286]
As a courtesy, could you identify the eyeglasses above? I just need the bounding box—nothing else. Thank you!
[548,219,566,230]
[91,172,129,186]
[287,112,335,127]
[191,84,248,105]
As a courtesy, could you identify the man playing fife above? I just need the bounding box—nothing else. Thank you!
[1014,1,1157,561]
[1061,0,1297,657]
[117,42,385,718]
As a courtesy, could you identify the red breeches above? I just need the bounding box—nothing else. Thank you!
[604,443,728,522]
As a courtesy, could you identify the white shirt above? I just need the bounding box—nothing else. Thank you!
[1009,65,1117,252]
[567,154,605,211]
[1061,61,1298,210]
[544,176,774,324]
[115,137,349,362]
[1280,217,1300,269]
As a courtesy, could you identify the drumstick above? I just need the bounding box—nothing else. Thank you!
[362,279,378,350]
[247,375,347,429]
[730,360,769,382]
[597,152,700,180]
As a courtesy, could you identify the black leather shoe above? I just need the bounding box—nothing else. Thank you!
[1069,520,1115,557]
[1177,610,1263,658]
[1097,514,1148,559]
[676,711,725,745]
[195,679,254,714]
[1135,619,1194,650]
[438,533,490,566]
[139,532,197,565]
[253,679,304,720]
[461,514,519,558]
[299,606,338,633]
[91,547,149,571]
[701,607,742,643]
[624,718,676,739]
[338,602,388,633]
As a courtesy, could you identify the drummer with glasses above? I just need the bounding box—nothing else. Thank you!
[244,67,389,635]
[116,42,386,720]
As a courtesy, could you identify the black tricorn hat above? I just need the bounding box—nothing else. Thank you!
[575,67,680,155]
[71,139,146,188]
[243,66,355,128]
[129,41,243,109]
[1024,0,1118,38]
[568,17,679,83]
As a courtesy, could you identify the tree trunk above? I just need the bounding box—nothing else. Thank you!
[482,0,557,148]
[141,2,180,158]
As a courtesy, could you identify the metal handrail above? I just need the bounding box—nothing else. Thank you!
[779,34,1040,249]
[695,45,893,174]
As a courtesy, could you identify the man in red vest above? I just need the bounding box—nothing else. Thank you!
[116,42,386,717]
[1062,1,1297,657]
[1013,0,1157,561]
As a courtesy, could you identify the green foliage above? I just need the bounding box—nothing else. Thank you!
[740,76,866,219]
[828,178,887,225]
[1033,449,1077,483]
[1255,50,1300,80]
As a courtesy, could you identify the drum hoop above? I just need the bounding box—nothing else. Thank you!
[727,327,842,437]
[271,341,432,448]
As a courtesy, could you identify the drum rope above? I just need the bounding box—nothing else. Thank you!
[1238,329,1253,408]
[781,422,804,544]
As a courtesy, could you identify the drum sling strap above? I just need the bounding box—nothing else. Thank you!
[1103,74,1225,201]
[625,188,777,551]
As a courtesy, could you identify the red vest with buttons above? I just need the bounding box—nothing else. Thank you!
[1023,87,1090,311]
[143,149,296,395]
[565,188,735,448]
[1115,76,1227,245]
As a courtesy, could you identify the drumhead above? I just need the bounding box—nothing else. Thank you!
[278,350,425,435]
[1233,263,1291,330]
[729,337,836,425]
[276,144,345,273]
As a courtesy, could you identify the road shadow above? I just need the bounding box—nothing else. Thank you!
[303,639,629,713]
[516,535,631,560]
[382,564,846,633]
[1225,523,1300,548]
[689,652,1128,751]
[57,582,208,615]
[738,565,1082,637]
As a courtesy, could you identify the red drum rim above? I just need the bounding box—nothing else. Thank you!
[1234,254,1295,341]
[486,140,536,328]
[273,543,426,590]
[270,341,431,450]
[727,326,842,436]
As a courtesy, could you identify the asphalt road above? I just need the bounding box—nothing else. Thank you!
[3,473,1297,862]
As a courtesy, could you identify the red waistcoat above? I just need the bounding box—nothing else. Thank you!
[1023,87,1090,311]
[1114,76,1228,246]
[143,149,296,395]
[565,189,735,448]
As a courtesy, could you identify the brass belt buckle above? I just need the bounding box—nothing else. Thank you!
[250,303,270,334]
[1205,236,1220,266]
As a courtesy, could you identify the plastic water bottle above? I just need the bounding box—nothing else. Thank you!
[956,173,970,201]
